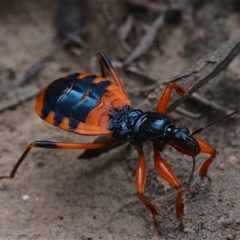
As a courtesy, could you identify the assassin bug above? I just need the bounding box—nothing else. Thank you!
[0,52,237,235]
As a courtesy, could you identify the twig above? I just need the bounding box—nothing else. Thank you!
[122,0,192,66]
[175,107,202,119]
[138,31,240,113]
[7,39,69,90]
[0,85,39,113]
[126,65,160,83]
[167,32,240,112]
[99,1,131,53]
[123,11,166,66]
[0,28,85,101]
[103,32,240,120]
[190,92,232,115]
[118,15,134,42]
[125,62,232,114]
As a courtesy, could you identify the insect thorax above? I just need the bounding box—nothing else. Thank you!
[109,107,175,147]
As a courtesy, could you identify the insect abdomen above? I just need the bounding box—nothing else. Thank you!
[35,73,131,134]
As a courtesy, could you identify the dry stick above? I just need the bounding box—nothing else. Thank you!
[1,28,84,97]
[99,1,130,53]
[126,65,231,115]
[6,38,69,91]
[123,2,189,66]
[0,29,87,111]
[137,31,240,113]
[0,39,69,109]
[190,92,232,115]
[126,65,160,83]
[0,86,39,113]
[118,15,134,41]
[123,11,166,66]
[166,33,240,113]
[175,107,202,119]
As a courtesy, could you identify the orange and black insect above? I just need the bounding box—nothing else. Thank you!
[0,52,237,235]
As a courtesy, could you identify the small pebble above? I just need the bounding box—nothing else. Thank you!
[22,194,30,201]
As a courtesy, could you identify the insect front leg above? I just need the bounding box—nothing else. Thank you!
[0,138,116,180]
[153,148,184,230]
[135,146,161,235]
[156,82,186,113]
[194,136,216,182]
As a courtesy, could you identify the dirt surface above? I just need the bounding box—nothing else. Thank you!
[1,1,240,239]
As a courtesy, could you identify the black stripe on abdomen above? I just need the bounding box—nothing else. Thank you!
[41,74,111,130]
[70,80,110,121]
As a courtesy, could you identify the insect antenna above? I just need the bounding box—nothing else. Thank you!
[191,110,239,136]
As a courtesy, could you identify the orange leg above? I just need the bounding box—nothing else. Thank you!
[0,138,116,180]
[156,83,186,113]
[153,148,184,230]
[135,146,161,235]
[194,136,216,182]
[98,52,126,94]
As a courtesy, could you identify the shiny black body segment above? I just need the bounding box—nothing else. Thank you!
[110,107,200,154]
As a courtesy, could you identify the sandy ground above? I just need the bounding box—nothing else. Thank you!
[1,1,240,239]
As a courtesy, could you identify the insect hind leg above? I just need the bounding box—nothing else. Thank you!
[98,52,126,94]
[0,139,116,180]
